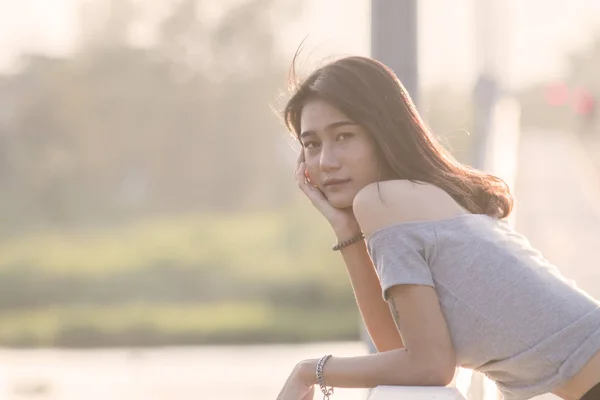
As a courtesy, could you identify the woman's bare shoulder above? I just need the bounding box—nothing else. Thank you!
[352,180,467,236]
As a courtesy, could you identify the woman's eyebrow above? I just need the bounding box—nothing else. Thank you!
[300,121,357,138]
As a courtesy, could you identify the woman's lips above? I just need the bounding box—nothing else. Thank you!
[323,178,351,189]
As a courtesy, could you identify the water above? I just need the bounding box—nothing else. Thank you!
[0,342,372,400]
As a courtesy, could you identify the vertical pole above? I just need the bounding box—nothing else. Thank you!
[470,2,496,397]
[371,0,419,106]
[366,0,419,355]
[472,0,502,170]
[472,1,509,399]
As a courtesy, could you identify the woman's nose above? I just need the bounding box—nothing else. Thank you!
[319,144,341,171]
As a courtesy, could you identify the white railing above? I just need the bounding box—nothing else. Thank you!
[368,386,466,400]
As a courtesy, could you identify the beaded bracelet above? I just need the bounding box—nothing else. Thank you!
[332,232,365,251]
[316,354,334,399]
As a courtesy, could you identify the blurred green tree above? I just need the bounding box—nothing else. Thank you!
[0,0,299,231]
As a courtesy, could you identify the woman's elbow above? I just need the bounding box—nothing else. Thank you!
[430,363,456,387]
[402,350,456,386]
[409,363,454,387]
[422,354,456,386]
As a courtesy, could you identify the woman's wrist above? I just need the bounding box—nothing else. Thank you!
[331,221,362,241]
[296,358,319,386]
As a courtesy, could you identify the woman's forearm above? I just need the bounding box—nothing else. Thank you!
[335,227,404,352]
[299,348,453,388]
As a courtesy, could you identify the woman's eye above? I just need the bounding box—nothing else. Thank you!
[337,132,354,141]
[303,141,319,149]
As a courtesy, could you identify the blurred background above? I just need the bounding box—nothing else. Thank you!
[0,0,599,399]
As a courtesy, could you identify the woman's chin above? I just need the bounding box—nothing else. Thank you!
[326,194,354,209]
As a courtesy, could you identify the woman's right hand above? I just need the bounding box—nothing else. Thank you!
[293,151,362,240]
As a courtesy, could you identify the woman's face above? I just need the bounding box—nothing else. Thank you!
[299,99,383,209]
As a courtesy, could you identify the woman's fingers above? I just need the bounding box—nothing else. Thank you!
[293,154,332,213]
[293,151,304,179]
[297,162,325,203]
[296,162,310,190]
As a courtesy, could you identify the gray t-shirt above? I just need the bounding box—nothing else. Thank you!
[366,213,600,400]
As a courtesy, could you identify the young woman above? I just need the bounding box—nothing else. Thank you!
[275,56,600,400]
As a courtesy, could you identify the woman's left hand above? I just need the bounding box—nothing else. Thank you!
[276,360,317,400]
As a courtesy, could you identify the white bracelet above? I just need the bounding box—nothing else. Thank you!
[316,354,334,399]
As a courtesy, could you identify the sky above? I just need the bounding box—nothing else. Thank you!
[1,0,600,90]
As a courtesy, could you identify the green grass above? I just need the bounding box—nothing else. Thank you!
[0,203,363,346]
[0,202,342,282]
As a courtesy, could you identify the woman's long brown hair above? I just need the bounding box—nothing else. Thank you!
[283,55,513,218]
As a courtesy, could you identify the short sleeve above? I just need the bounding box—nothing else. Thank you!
[366,223,436,301]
